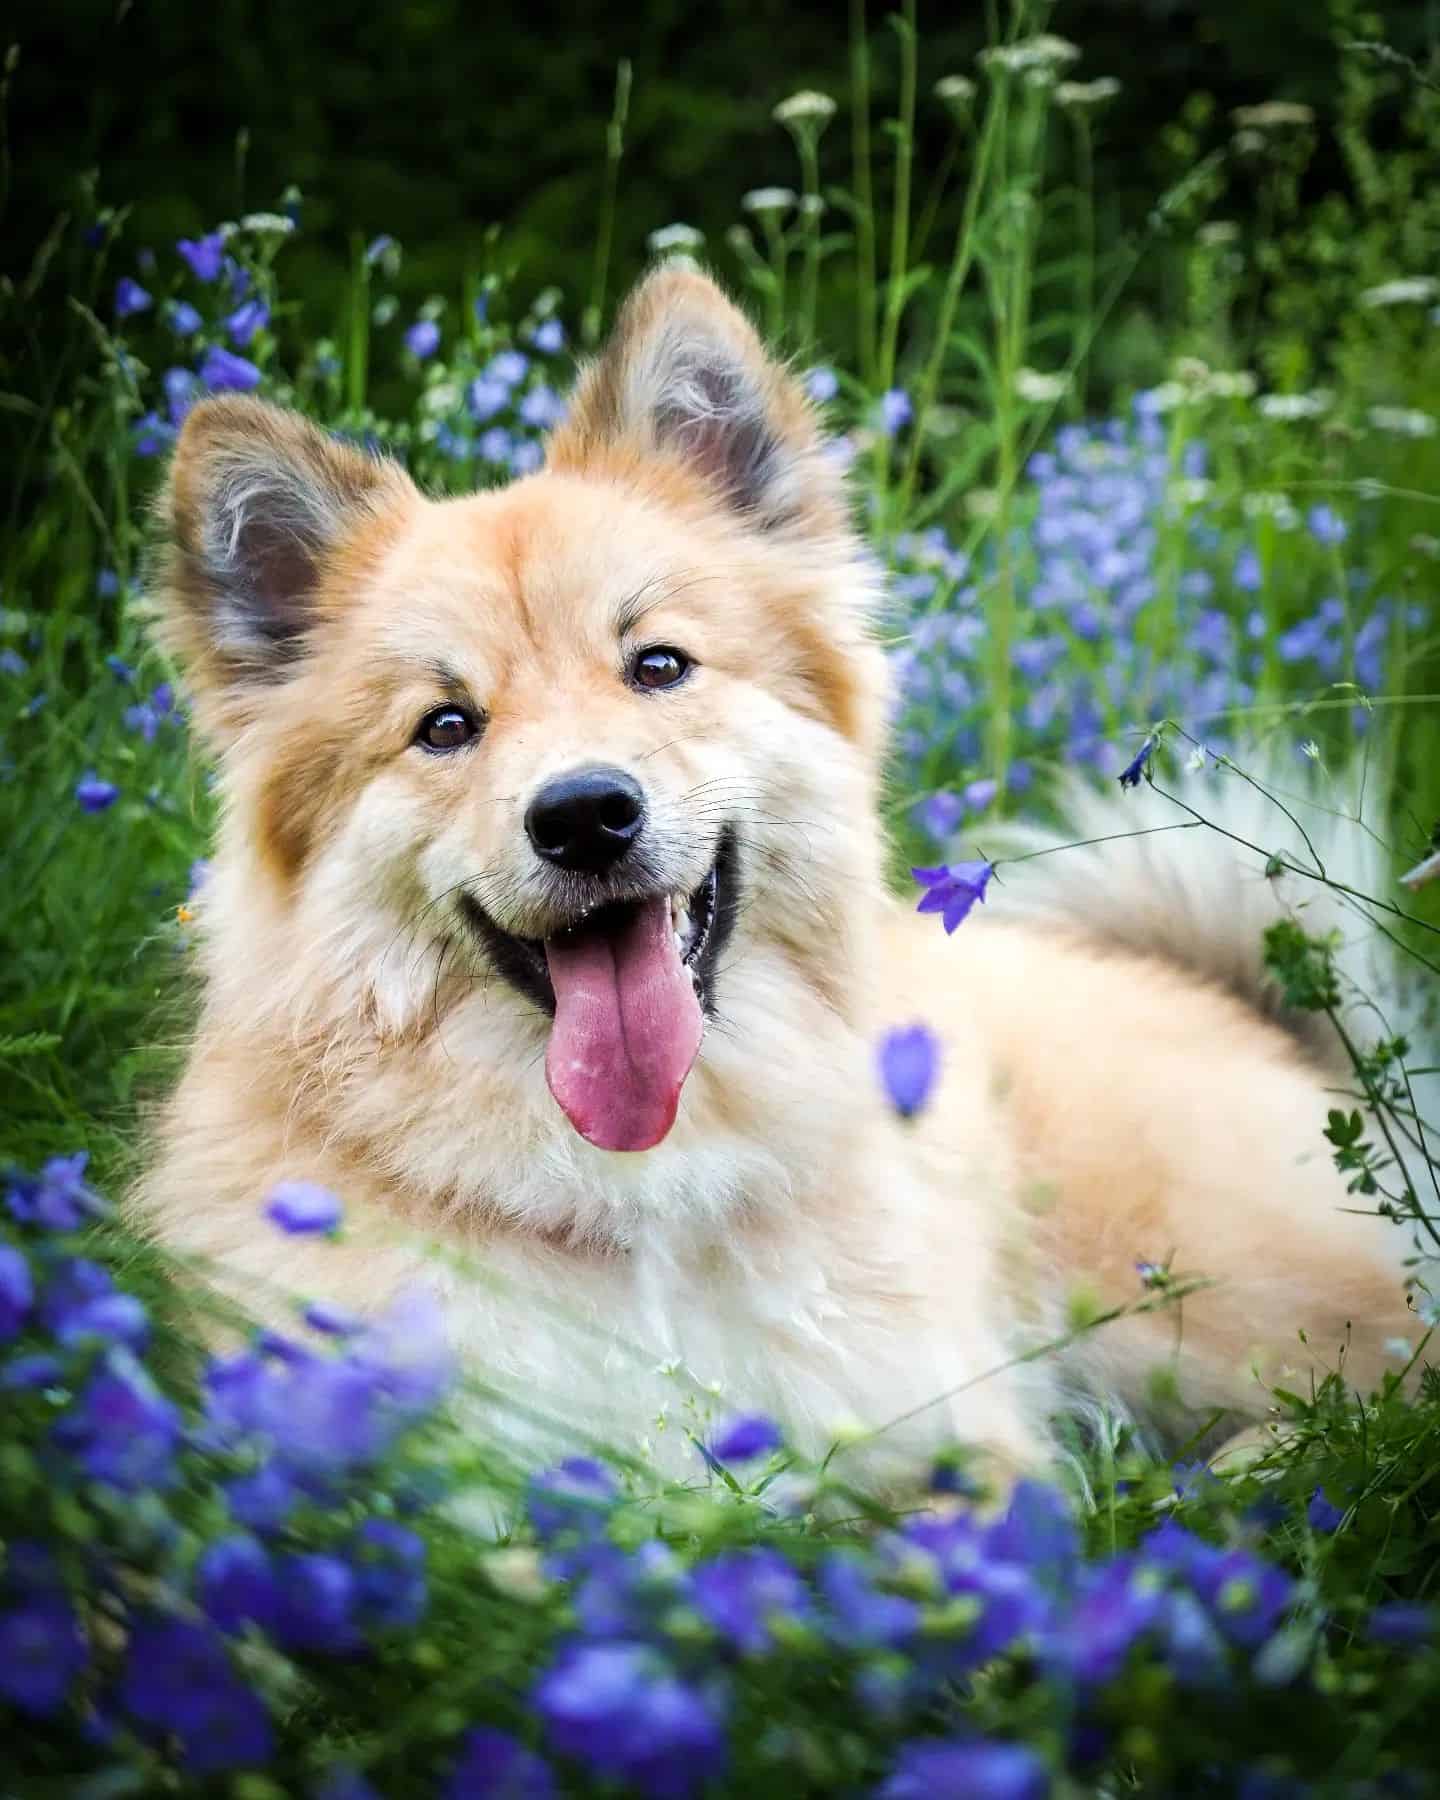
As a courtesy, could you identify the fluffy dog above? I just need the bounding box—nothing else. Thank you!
[137,266,1429,1484]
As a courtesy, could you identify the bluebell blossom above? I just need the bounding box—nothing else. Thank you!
[167,299,203,336]
[526,1457,618,1544]
[226,297,271,347]
[913,860,994,933]
[879,1737,1051,1800]
[120,1615,273,1772]
[265,1180,343,1235]
[880,388,913,434]
[530,317,566,354]
[178,233,225,281]
[0,1246,34,1337]
[133,411,175,456]
[534,1640,727,1798]
[0,1595,87,1716]
[468,376,509,421]
[710,1412,783,1462]
[352,1519,427,1627]
[1307,504,1348,546]
[56,1348,182,1491]
[963,776,998,812]
[519,385,565,429]
[1118,733,1157,788]
[446,1728,557,1799]
[0,648,25,676]
[405,318,441,359]
[199,346,262,393]
[1368,1603,1434,1644]
[275,1552,360,1652]
[1306,1488,1344,1533]
[806,365,839,403]
[479,427,514,464]
[691,1547,812,1653]
[365,234,396,265]
[877,1024,941,1120]
[164,365,202,424]
[917,789,963,842]
[114,276,152,318]
[510,441,544,476]
[198,1534,281,1634]
[489,348,530,386]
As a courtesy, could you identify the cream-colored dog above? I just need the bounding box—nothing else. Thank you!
[137,266,1430,1485]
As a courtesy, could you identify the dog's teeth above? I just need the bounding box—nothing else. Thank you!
[673,930,685,956]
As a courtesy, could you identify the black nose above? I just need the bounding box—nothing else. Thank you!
[525,765,647,874]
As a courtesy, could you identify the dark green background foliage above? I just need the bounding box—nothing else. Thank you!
[2,0,1430,349]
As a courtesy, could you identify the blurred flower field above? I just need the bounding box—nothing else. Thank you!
[2,8,1440,1795]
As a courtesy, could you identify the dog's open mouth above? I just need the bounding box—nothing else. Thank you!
[462,828,736,1154]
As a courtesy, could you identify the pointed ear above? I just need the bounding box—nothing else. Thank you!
[152,395,416,744]
[546,266,847,537]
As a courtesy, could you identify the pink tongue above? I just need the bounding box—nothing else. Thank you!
[544,896,703,1152]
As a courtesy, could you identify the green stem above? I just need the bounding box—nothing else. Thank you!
[585,58,632,348]
[797,136,822,355]
[876,0,917,397]
[849,0,878,383]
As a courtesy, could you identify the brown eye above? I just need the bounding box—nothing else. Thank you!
[415,705,480,752]
[629,646,693,692]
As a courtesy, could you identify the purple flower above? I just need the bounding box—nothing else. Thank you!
[275,1552,359,1652]
[225,1462,298,1533]
[0,648,26,676]
[198,1534,281,1634]
[818,1552,919,1649]
[526,1457,617,1543]
[510,441,544,476]
[1041,1559,1163,1685]
[57,1349,182,1491]
[2,1353,64,1390]
[265,1180,343,1235]
[488,349,530,386]
[530,318,566,354]
[1307,503,1348,546]
[316,1766,382,1800]
[877,1024,940,1120]
[75,771,119,814]
[120,1615,273,1772]
[305,1299,361,1336]
[1306,1488,1345,1534]
[133,410,176,456]
[0,1596,87,1715]
[178,232,226,281]
[114,276,152,318]
[52,1291,149,1352]
[534,1641,726,1798]
[963,776,999,813]
[692,1547,811,1653]
[468,376,510,421]
[446,1726,558,1799]
[880,388,913,434]
[1118,732,1157,789]
[1234,547,1262,591]
[918,789,963,842]
[1368,1603,1434,1645]
[806,365,839,404]
[353,1518,427,1628]
[879,1738,1051,1800]
[8,1152,105,1230]
[479,427,514,464]
[199,345,262,393]
[710,1412,783,1463]
[519,385,565,429]
[0,1245,34,1338]
[913,860,994,933]
[405,318,442,359]
[1192,1549,1294,1649]
[167,299,203,336]
[226,297,271,347]
[164,364,201,424]
[987,1482,1080,1584]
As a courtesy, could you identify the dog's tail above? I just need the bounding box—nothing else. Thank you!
[985,749,1438,1176]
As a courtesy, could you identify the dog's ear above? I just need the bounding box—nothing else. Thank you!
[152,395,416,745]
[547,266,847,538]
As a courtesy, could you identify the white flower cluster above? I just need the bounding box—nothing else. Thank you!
[1257,390,1332,421]
[1367,405,1437,438]
[1359,277,1438,309]
[1055,77,1121,109]
[979,34,1080,76]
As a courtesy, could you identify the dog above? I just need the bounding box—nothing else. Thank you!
[136,265,1431,1487]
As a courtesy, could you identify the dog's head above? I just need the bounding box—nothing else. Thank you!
[156,268,888,1154]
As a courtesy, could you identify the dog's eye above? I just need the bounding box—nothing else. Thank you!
[415,705,480,752]
[629,646,692,692]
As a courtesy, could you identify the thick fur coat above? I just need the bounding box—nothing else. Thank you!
[137,267,1429,1486]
